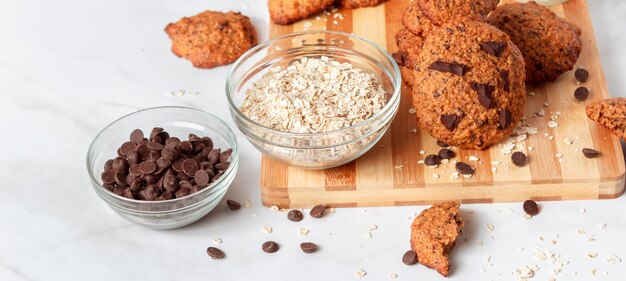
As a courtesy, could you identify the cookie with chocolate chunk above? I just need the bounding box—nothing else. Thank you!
[586,98,626,140]
[412,20,526,150]
[165,11,258,68]
[336,0,387,9]
[410,202,463,277]
[269,0,334,25]
[487,2,582,84]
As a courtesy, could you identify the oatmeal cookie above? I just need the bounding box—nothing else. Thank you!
[393,28,425,69]
[165,11,258,69]
[412,20,526,150]
[417,0,499,26]
[410,202,463,277]
[586,98,626,140]
[336,0,387,8]
[401,3,437,37]
[487,2,582,84]
[269,0,334,25]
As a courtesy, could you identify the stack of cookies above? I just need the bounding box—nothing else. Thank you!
[395,0,582,150]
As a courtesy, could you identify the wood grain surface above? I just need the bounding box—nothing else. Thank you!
[261,0,625,208]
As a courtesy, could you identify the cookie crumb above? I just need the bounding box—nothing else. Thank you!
[262,225,273,234]
[299,228,310,237]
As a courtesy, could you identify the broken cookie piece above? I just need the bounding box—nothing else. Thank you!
[586,98,626,140]
[410,202,463,277]
[165,10,258,68]
[269,0,335,25]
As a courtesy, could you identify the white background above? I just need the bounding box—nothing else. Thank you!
[1,0,625,280]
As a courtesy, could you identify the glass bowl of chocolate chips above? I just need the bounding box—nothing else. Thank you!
[86,106,239,229]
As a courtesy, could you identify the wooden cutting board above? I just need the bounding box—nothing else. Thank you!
[260,0,625,208]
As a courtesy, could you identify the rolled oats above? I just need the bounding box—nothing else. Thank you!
[240,56,387,134]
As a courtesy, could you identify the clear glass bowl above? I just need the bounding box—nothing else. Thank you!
[226,31,401,169]
[86,107,239,229]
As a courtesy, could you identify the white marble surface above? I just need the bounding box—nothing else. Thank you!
[1,1,625,280]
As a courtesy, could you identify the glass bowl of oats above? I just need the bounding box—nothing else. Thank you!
[226,31,401,169]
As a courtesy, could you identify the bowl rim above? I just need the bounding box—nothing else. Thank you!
[86,106,239,205]
[225,30,402,138]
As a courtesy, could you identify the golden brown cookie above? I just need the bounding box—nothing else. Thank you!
[417,0,499,26]
[487,2,582,84]
[412,20,526,150]
[586,98,626,140]
[410,202,463,277]
[269,0,335,25]
[393,28,425,69]
[165,11,258,69]
[401,3,437,37]
[335,0,387,8]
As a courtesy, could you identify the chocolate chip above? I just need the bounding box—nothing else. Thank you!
[202,136,214,148]
[111,158,129,173]
[498,109,512,130]
[582,148,600,158]
[180,141,193,153]
[122,188,134,199]
[310,204,326,218]
[480,41,506,57]
[101,171,116,185]
[262,241,279,253]
[500,70,510,91]
[147,142,163,151]
[194,170,210,187]
[523,200,539,216]
[428,60,470,76]
[165,137,181,145]
[129,164,142,176]
[182,159,199,177]
[511,151,528,167]
[436,140,449,147]
[215,162,230,171]
[402,250,418,265]
[207,149,221,165]
[126,150,139,164]
[150,127,164,142]
[287,210,304,222]
[136,144,151,160]
[300,242,318,254]
[440,114,460,131]
[114,172,127,186]
[455,162,474,175]
[424,154,441,166]
[220,148,233,163]
[175,188,191,198]
[207,247,225,259]
[575,68,589,83]
[226,199,241,210]
[119,142,136,156]
[574,86,590,101]
[438,149,456,160]
[139,161,157,174]
[471,83,496,109]
[130,129,144,144]
[163,174,178,192]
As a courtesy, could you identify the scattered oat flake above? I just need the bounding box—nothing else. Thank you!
[409,128,418,133]
[355,269,367,277]
[251,212,259,217]
[528,146,535,152]
[432,173,440,179]
[587,252,598,259]
[597,223,607,230]
[213,238,222,244]
[563,138,574,145]
[262,225,273,234]
[528,91,536,96]
[419,150,426,155]
[408,108,416,114]
[361,232,372,239]
[588,268,596,276]
[606,255,622,265]
[299,228,309,237]
[548,121,559,128]
[243,200,251,208]
[365,224,378,231]
[395,164,404,169]
[492,167,498,173]
[492,160,502,165]
[578,229,586,235]
[486,224,495,232]
[469,156,479,161]
[388,273,398,279]
[327,207,336,214]
[270,205,280,213]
